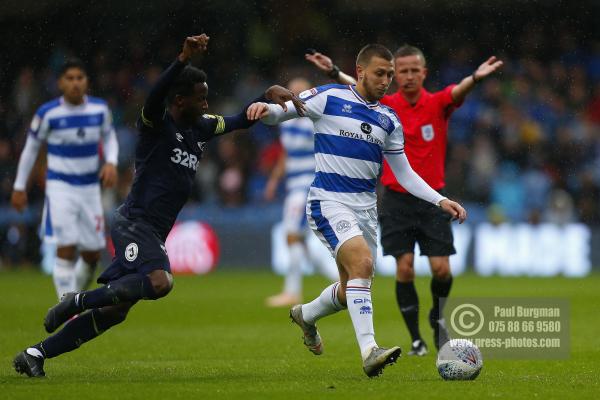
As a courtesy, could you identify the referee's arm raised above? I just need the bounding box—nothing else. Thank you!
[451,56,503,104]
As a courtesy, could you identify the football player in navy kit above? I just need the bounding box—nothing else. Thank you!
[13,34,304,377]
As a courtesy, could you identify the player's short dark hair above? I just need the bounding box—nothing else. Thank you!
[356,44,393,67]
[167,66,207,104]
[59,58,87,76]
[394,45,427,66]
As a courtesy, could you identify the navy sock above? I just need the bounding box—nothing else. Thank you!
[395,281,422,342]
[79,273,156,309]
[430,275,453,321]
[36,310,102,358]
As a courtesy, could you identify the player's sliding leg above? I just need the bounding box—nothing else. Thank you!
[74,251,101,291]
[14,302,135,378]
[395,253,428,356]
[429,256,453,349]
[44,269,172,333]
[337,236,401,377]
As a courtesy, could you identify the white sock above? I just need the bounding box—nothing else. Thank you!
[53,257,76,299]
[283,243,304,295]
[346,278,377,360]
[74,257,95,291]
[301,282,345,325]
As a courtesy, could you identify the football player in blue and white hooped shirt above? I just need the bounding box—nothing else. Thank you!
[248,44,467,377]
[11,59,118,299]
[264,78,339,308]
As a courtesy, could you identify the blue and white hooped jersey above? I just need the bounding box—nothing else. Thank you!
[28,96,115,186]
[280,117,315,193]
[298,84,405,209]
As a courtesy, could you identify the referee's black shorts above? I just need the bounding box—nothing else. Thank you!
[378,187,456,258]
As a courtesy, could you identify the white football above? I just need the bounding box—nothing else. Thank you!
[436,339,483,380]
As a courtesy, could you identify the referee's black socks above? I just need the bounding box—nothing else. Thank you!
[430,275,453,322]
[395,281,422,342]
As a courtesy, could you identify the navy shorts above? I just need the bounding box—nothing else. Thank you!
[378,188,456,257]
[98,209,171,284]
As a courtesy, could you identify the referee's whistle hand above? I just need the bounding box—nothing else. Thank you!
[440,199,467,224]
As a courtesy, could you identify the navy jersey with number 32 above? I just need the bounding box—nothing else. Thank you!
[119,59,261,240]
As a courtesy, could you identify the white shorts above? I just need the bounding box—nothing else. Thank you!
[41,180,106,250]
[306,199,378,261]
[282,190,309,236]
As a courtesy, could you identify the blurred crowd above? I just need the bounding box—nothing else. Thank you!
[0,1,598,265]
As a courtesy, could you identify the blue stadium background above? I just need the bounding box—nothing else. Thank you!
[0,0,598,271]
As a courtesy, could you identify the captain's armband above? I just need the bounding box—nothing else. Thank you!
[203,114,225,135]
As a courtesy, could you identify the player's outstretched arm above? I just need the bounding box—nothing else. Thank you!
[384,152,467,223]
[451,56,503,104]
[208,85,304,136]
[305,50,357,85]
[246,101,299,125]
[142,34,209,126]
[11,135,43,212]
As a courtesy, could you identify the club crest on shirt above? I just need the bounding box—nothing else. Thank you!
[378,114,391,130]
[197,141,206,151]
[176,132,184,142]
[421,124,435,141]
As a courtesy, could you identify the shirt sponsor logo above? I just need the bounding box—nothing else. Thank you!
[360,122,372,134]
[171,148,199,171]
[338,129,384,146]
[421,124,435,141]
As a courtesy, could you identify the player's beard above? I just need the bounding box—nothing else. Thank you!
[363,76,387,102]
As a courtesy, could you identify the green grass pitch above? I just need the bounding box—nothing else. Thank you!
[0,269,598,399]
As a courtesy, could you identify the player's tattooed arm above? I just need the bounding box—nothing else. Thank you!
[305,49,357,85]
[142,34,210,127]
[451,56,503,104]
